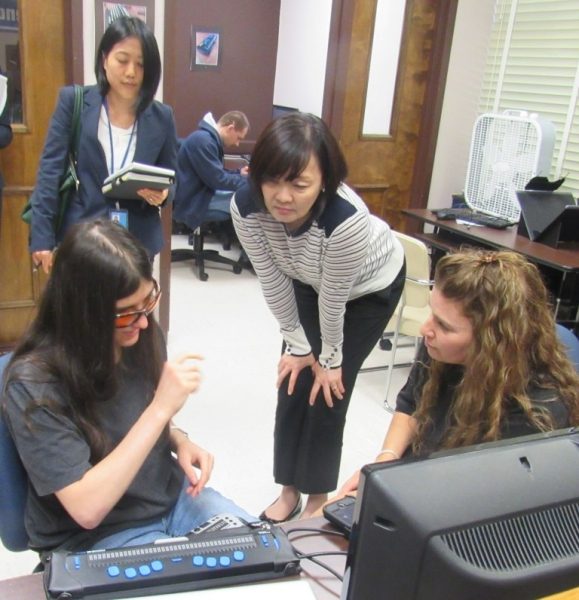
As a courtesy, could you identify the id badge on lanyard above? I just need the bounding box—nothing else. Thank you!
[104,99,135,231]
[110,202,129,229]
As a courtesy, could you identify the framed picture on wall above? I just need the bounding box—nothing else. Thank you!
[191,28,221,70]
[94,0,155,50]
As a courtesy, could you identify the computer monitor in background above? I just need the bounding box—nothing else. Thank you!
[272,104,299,120]
[516,190,577,246]
[553,205,579,248]
[342,429,579,600]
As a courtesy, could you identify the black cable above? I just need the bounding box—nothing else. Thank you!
[284,526,348,539]
[291,548,347,582]
[285,526,349,581]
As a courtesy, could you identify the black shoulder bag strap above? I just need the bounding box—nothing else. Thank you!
[55,84,83,232]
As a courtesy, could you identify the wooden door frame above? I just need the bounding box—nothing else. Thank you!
[322,0,458,226]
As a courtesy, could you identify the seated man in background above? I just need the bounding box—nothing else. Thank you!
[173,110,249,232]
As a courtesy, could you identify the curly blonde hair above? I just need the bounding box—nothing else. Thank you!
[412,250,579,454]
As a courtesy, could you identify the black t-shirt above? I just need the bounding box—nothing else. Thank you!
[3,360,182,551]
[396,344,570,456]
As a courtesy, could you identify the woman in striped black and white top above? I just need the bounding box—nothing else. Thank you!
[231,113,405,521]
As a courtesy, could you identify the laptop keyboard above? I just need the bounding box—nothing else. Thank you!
[432,208,515,230]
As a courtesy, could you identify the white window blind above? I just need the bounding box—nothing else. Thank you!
[479,0,579,196]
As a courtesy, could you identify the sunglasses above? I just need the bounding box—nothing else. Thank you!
[114,280,162,328]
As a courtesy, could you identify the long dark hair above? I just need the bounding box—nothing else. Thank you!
[95,16,161,113]
[249,112,348,213]
[7,220,164,460]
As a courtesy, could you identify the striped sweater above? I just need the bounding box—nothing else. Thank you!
[231,182,404,368]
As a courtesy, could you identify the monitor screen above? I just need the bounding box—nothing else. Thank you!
[516,190,576,243]
[272,104,299,120]
[342,429,579,600]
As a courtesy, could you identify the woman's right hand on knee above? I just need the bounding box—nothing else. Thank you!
[153,354,203,418]
[277,353,315,394]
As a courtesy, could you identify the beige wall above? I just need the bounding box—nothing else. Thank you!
[428,0,495,208]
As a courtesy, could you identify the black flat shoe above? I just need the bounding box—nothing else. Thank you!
[259,496,302,524]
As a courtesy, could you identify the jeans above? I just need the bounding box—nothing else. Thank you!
[89,479,256,550]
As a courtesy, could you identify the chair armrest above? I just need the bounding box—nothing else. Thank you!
[406,276,434,286]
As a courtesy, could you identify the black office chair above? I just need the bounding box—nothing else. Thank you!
[171,211,244,282]
[171,154,248,282]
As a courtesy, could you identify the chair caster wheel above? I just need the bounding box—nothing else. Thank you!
[200,272,209,281]
[233,265,242,274]
[379,338,393,351]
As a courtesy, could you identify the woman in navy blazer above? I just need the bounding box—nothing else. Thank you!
[31,16,177,272]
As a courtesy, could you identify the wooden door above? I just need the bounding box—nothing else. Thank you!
[0,1,67,349]
[163,0,280,146]
[324,0,457,232]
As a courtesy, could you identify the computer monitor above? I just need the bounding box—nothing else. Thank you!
[272,104,299,120]
[342,429,579,600]
[542,204,579,249]
[516,190,577,246]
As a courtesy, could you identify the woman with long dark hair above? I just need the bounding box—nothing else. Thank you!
[3,220,252,556]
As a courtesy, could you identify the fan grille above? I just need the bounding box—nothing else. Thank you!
[465,113,553,222]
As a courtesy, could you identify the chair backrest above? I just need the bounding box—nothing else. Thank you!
[223,154,249,170]
[394,231,432,309]
[556,324,579,372]
[0,352,30,552]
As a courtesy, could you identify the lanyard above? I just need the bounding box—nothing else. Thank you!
[103,99,136,174]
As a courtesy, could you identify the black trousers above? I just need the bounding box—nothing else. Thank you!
[273,263,405,494]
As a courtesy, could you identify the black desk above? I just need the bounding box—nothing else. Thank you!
[403,209,579,329]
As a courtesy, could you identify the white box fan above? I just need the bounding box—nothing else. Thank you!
[464,110,555,222]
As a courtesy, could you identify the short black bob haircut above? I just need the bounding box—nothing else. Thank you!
[95,16,161,114]
[249,112,348,213]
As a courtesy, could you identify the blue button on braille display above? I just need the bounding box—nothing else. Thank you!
[260,534,269,546]
[193,556,204,567]
[171,557,183,563]
[73,557,81,569]
[125,567,137,579]
[233,550,244,561]
[107,566,120,577]
[206,557,217,568]
[151,561,163,572]
[139,565,151,576]
[219,556,231,567]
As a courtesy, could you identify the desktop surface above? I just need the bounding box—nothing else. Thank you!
[2,516,578,599]
[403,208,579,271]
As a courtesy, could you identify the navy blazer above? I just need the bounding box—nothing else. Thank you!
[30,85,177,256]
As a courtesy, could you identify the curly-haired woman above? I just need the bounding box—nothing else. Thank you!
[340,249,579,495]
